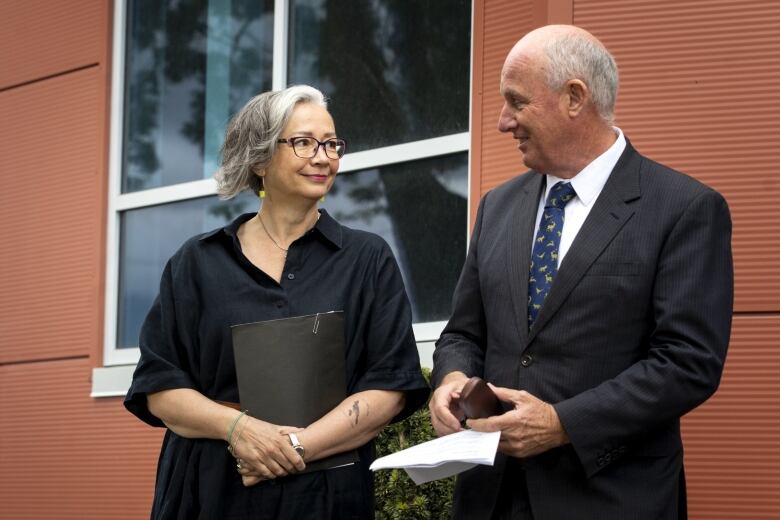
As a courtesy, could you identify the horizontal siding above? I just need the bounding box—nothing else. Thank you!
[0,0,107,89]
[682,315,780,519]
[474,0,537,210]
[0,358,162,519]
[0,67,108,364]
[575,0,780,312]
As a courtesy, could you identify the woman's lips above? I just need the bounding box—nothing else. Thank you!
[303,173,329,183]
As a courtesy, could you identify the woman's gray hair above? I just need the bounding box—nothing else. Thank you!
[542,34,619,124]
[215,85,328,199]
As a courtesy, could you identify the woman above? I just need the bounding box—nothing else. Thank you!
[124,85,429,519]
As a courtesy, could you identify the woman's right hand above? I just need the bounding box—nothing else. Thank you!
[232,416,305,482]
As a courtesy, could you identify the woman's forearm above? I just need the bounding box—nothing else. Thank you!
[150,388,306,481]
[147,388,240,441]
[295,389,405,462]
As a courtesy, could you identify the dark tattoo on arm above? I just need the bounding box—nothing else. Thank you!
[347,400,370,427]
[348,400,360,426]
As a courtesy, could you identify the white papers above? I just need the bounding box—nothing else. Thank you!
[370,430,501,485]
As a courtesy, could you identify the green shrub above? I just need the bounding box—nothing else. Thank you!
[374,368,455,519]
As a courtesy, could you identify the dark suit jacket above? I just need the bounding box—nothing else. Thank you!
[432,141,733,520]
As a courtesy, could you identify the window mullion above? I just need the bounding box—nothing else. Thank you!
[272,0,288,90]
[115,178,218,211]
[339,133,470,174]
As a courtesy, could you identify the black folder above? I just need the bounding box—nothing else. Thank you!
[231,311,359,473]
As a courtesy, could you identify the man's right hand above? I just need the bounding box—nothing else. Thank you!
[429,371,469,436]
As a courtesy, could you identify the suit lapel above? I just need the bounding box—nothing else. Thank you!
[528,143,643,344]
[507,173,545,345]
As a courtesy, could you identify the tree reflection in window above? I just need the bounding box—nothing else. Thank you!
[323,154,468,323]
[122,0,273,193]
[290,0,471,322]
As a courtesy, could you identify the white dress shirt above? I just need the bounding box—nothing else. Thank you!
[531,127,627,266]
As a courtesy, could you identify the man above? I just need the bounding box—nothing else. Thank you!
[430,25,732,520]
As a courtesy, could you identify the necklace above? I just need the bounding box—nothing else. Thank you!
[258,214,289,256]
[257,211,321,256]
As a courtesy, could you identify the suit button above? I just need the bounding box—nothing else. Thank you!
[520,354,533,367]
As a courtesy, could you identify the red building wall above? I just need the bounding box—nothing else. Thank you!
[0,1,162,517]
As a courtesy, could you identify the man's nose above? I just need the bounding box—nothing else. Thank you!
[497,104,515,133]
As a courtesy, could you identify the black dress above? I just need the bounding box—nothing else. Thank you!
[124,210,430,519]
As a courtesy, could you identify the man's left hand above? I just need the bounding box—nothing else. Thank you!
[466,385,569,458]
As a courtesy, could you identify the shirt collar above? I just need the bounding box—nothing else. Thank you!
[311,209,343,248]
[543,126,626,207]
[199,208,343,249]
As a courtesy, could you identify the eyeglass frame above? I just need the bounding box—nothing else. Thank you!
[276,136,347,159]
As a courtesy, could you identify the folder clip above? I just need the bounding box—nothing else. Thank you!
[313,313,320,334]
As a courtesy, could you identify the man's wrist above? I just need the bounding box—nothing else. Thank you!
[547,403,569,446]
[440,371,469,388]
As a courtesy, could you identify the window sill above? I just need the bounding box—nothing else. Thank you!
[90,364,138,398]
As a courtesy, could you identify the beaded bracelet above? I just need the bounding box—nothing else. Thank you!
[226,410,248,452]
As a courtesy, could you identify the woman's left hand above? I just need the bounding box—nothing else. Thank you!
[235,424,305,485]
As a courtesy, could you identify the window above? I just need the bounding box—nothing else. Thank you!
[104,0,472,366]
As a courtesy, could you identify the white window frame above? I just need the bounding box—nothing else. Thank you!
[94,0,472,395]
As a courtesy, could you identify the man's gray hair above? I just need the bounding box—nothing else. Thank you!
[215,85,327,199]
[542,34,619,124]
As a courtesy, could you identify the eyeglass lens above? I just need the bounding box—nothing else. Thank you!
[290,137,346,159]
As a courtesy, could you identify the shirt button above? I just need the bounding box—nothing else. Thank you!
[520,354,533,367]
[287,273,295,280]
[275,300,285,308]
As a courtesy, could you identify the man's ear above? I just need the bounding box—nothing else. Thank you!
[565,79,588,117]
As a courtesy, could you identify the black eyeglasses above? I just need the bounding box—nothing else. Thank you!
[277,137,347,159]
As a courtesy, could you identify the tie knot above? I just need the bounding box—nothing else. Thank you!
[545,182,576,209]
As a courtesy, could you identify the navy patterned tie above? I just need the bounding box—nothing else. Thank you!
[528,181,577,326]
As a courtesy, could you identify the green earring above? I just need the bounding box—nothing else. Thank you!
[259,189,266,199]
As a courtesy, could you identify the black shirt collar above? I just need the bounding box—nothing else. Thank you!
[199,209,343,249]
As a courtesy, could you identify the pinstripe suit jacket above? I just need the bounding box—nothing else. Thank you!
[432,141,733,520]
